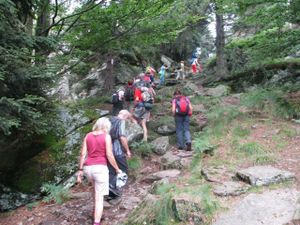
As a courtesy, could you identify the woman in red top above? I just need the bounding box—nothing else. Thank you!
[77,117,121,225]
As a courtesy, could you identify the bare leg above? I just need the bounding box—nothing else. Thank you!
[141,119,148,142]
[94,189,104,223]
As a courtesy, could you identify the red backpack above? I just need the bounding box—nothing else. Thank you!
[175,96,190,116]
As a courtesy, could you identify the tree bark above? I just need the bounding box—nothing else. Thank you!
[215,4,228,78]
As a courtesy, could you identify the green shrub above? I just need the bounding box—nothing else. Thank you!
[41,183,69,205]
[131,141,154,158]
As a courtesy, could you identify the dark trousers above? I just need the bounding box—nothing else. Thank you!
[112,102,123,116]
[175,115,191,149]
[107,155,128,198]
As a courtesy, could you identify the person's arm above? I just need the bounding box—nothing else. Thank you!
[172,99,176,116]
[77,136,87,183]
[188,99,193,115]
[120,136,131,158]
[105,134,121,173]
[119,120,132,157]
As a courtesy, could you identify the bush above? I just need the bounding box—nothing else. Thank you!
[41,183,69,205]
[130,141,154,158]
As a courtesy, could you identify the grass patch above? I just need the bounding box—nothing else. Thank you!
[207,105,243,137]
[236,141,277,165]
[232,125,250,138]
[241,88,299,119]
[127,155,142,171]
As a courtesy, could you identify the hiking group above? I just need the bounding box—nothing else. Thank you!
[77,59,197,225]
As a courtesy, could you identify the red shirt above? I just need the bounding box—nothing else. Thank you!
[134,88,142,102]
[84,132,107,166]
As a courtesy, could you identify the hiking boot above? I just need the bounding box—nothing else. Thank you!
[178,146,184,150]
[186,142,192,151]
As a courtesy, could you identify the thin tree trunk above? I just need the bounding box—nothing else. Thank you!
[215,5,228,78]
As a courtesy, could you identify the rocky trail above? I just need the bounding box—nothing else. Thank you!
[1,79,300,225]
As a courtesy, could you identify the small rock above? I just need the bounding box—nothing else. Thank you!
[213,181,250,197]
[157,125,176,135]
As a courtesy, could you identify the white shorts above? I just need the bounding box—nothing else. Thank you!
[84,165,109,196]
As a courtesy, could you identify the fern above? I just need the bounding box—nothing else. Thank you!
[41,183,69,205]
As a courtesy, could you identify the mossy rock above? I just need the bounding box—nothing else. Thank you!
[12,151,55,193]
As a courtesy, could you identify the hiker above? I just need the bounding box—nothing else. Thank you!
[133,102,149,142]
[133,75,150,106]
[124,81,135,111]
[176,61,185,80]
[141,86,154,122]
[108,110,133,200]
[77,117,121,225]
[159,64,168,86]
[146,66,156,83]
[191,57,200,75]
[172,90,193,151]
[112,88,125,116]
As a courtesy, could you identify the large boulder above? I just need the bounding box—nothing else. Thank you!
[205,85,230,97]
[151,136,170,155]
[161,55,175,67]
[213,189,300,225]
[236,166,295,186]
[142,169,181,183]
[125,121,144,144]
[161,151,182,170]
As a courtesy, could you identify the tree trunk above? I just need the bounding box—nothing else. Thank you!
[35,0,50,37]
[215,4,228,78]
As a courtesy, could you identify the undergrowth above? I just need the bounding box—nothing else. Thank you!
[241,88,299,119]
[41,183,69,205]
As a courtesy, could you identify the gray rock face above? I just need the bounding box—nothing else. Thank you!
[236,166,295,186]
[205,85,230,97]
[151,136,170,155]
[157,125,176,135]
[183,81,204,96]
[172,193,203,225]
[213,181,250,197]
[161,55,174,67]
[160,151,182,169]
[125,121,144,144]
[95,109,110,117]
[58,107,91,135]
[213,189,300,225]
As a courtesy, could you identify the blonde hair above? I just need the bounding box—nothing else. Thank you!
[118,110,131,120]
[92,117,111,133]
